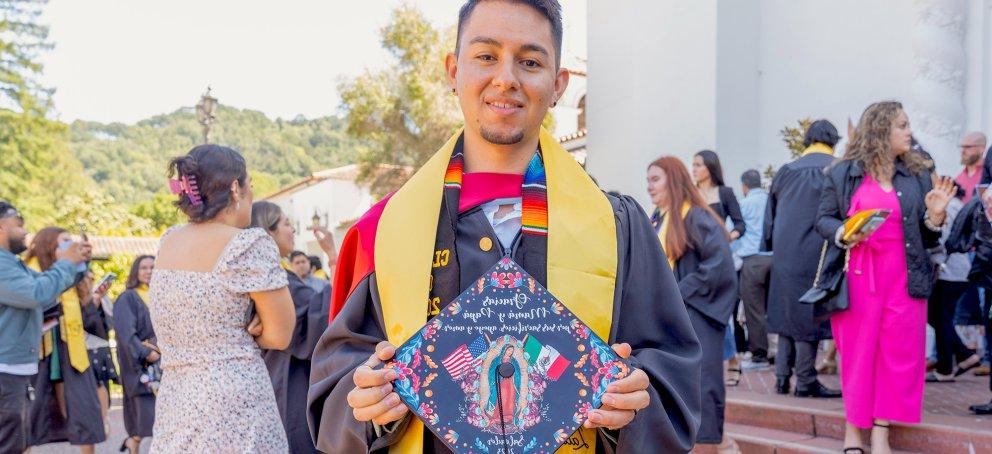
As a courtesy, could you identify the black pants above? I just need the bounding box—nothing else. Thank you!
[927,280,976,375]
[776,335,819,387]
[740,254,772,359]
[0,372,32,454]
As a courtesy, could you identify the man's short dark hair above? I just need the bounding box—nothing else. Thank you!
[0,200,18,220]
[803,119,840,148]
[309,255,323,272]
[456,0,563,67]
[289,250,308,261]
[741,169,762,190]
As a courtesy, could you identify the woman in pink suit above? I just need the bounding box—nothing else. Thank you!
[816,101,955,454]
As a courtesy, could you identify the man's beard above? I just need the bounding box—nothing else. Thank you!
[480,126,524,145]
[962,153,981,166]
[8,237,27,255]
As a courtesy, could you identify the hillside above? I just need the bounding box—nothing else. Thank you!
[69,106,361,205]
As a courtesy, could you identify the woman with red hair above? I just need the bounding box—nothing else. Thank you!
[647,156,740,453]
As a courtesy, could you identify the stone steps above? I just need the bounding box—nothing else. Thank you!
[722,390,992,453]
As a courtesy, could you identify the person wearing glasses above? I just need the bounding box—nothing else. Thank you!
[0,201,91,453]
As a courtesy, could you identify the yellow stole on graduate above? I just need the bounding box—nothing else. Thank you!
[27,258,89,372]
[375,128,618,453]
[802,142,835,157]
[135,284,150,305]
[658,202,691,270]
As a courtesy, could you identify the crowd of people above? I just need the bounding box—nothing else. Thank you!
[645,104,992,453]
[0,177,336,453]
[2,1,992,453]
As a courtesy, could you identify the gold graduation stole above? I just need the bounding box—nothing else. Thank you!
[658,202,691,270]
[28,258,89,372]
[375,128,618,453]
[802,142,835,157]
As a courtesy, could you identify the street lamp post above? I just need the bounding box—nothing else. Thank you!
[311,210,323,230]
[196,87,218,143]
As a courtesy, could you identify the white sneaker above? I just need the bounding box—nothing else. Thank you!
[741,358,771,371]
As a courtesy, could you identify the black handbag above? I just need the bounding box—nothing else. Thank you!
[798,240,850,321]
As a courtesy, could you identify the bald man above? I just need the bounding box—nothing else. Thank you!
[958,132,988,202]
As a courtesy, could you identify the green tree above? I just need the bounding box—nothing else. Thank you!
[130,192,184,234]
[69,107,360,206]
[0,0,53,114]
[779,118,813,160]
[338,5,462,197]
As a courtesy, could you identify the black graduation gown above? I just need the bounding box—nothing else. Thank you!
[762,153,834,341]
[82,298,119,388]
[28,299,107,446]
[260,270,329,454]
[112,289,157,437]
[308,194,702,453]
[669,207,738,444]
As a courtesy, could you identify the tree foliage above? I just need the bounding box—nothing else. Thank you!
[0,0,53,114]
[779,118,813,160]
[339,5,462,197]
[69,107,361,206]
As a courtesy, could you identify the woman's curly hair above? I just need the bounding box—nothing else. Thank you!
[843,101,927,179]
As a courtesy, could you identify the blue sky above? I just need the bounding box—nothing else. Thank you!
[38,0,585,124]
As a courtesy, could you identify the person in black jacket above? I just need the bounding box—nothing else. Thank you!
[250,201,333,454]
[649,156,739,453]
[816,101,955,454]
[763,120,842,398]
[966,188,992,414]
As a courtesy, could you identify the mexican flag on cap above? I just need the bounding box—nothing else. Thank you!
[523,334,570,381]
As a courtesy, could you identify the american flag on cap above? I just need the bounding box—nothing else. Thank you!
[442,335,487,381]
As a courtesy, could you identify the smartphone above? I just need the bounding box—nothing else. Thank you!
[58,238,89,273]
[95,272,117,292]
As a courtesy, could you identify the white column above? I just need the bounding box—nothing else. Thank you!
[909,0,968,172]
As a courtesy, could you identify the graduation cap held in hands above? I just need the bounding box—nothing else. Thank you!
[386,257,631,453]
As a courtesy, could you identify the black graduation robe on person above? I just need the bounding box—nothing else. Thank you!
[308,194,702,453]
[82,298,119,388]
[28,300,107,446]
[260,270,329,454]
[112,289,157,437]
[666,207,738,444]
[762,153,834,341]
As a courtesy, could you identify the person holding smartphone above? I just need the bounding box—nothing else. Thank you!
[0,202,91,454]
[24,227,107,452]
[81,270,119,441]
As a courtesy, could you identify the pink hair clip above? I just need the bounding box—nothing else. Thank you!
[168,174,203,206]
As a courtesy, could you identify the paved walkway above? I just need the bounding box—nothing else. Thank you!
[731,362,991,419]
[31,396,150,454]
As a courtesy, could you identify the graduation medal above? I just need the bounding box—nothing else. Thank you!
[387,257,629,453]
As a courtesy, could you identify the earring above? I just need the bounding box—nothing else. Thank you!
[237,200,241,211]
[451,88,456,94]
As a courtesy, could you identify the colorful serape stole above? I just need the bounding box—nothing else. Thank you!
[443,150,548,237]
[521,154,548,236]
[443,152,464,189]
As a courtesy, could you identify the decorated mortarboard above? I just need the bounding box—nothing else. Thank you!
[386,257,631,453]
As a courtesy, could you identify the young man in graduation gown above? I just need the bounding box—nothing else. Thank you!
[762,120,842,398]
[307,1,702,452]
